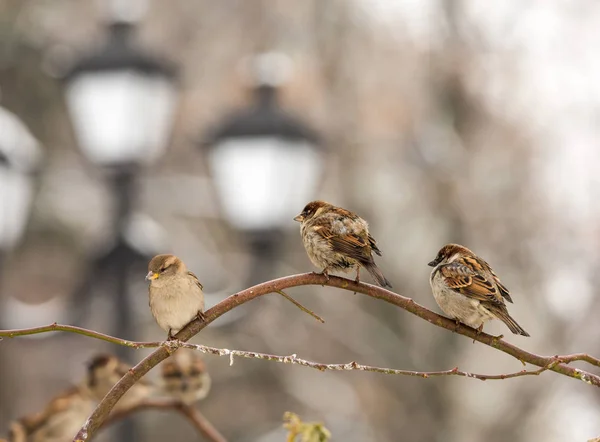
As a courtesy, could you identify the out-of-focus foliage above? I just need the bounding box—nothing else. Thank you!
[283,412,331,442]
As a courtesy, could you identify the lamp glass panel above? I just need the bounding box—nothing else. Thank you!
[66,71,176,165]
[209,136,322,231]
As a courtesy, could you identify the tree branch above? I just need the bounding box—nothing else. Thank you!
[553,353,600,368]
[103,399,226,442]
[4,323,596,375]
[69,273,600,441]
[0,323,151,348]
[176,342,555,380]
[0,273,593,441]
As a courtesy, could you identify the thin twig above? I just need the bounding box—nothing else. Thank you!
[103,399,226,442]
[0,319,595,375]
[275,289,325,323]
[554,353,600,368]
[176,405,226,442]
[0,323,151,348]
[177,342,554,380]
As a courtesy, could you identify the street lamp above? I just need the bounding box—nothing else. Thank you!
[63,16,177,322]
[64,22,177,169]
[201,54,323,263]
[62,14,178,442]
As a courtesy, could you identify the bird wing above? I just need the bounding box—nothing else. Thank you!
[439,259,504,305]
[368,233,383,256]
[312,217,374,263]
[187,271,204,290]
[490,268,513,303]
[467,255,513,303]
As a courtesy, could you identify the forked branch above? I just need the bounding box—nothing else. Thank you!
[104,399,226,442]
[0,273,597,441]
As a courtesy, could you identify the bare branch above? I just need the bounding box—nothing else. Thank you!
[275,289,325,323]
[177,342,555,381]
[68,273,600,441]
[104,399,226,442]
[0,273,594,441]
[0,323,152,348]
[554,353,600,368]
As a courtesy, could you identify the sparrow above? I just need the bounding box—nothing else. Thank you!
[146,254,205,340]
[85,353,153,411]
[160,348,211,405]
[428,244,529,337]
[294,200,392,288]
[7,354,155,442]
[8,387,94,442]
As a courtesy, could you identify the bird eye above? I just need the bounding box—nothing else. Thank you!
[160,267,166,273]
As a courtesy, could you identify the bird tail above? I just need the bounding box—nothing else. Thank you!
[492,308,530,337]
[363,262,392,289]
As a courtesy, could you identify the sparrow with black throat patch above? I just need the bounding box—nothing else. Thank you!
[428,243,529,337]
[294,200,392,288]
[146,254,205,340]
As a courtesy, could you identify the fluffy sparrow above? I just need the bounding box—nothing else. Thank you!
[7,354,154,442]
[294,201,392,288]
[428,244,529,337]
[146,254,205,340]
[86,354,153,411]
[8,387,94,442]
[160,348,211,405]
[8,357,98,442]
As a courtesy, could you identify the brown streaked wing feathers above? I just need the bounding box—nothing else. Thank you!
[466,255,514,303]
[312,219,374,264]
[368,234,382,256]
[187,271,203,290]
[439,261,504,305]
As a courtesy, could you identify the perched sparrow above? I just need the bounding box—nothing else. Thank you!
[428,244,529,337]
[7,354,154,442]
[160,348,211,405]
[294,201,392,288]
[86,354,153,411]
[8,387,94,442]
[146,254,205,339]
[7,358,101,442]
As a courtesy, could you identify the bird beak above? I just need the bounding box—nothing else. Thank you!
[146,271,159,281]
[293,214,304,222]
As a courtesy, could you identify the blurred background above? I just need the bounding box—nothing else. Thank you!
[0,0,599,441]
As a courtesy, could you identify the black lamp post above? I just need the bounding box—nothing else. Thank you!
[63,17,177,331]
[201,53,323,284]
[62,17,177,441]
[0,105,42,308]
